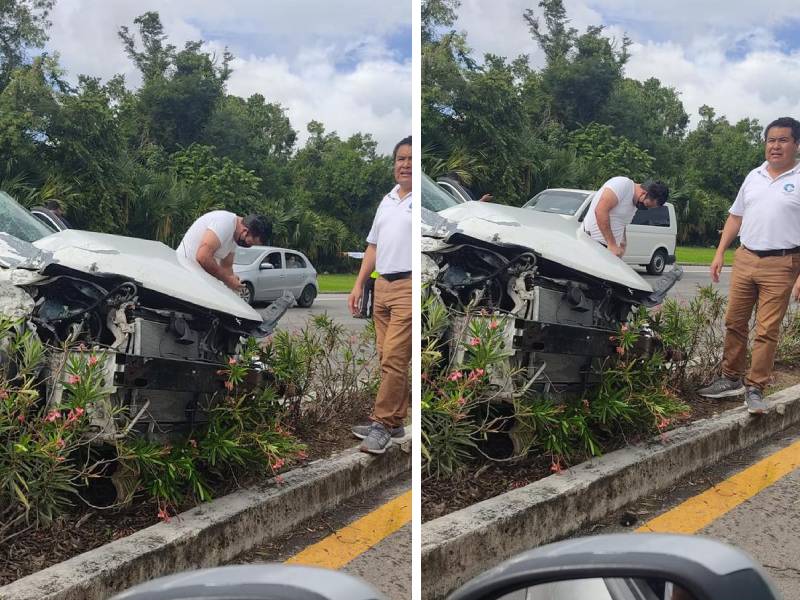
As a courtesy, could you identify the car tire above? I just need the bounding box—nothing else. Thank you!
[647,249,667,275]
[297,284,316,308]
[241,282,255,305]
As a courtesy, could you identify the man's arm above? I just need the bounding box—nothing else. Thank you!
[710,214,742,283]
[348,244,377,315]
[594,188,623,257]
[196,229,241,290]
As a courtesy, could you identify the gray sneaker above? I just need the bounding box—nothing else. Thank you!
[697,376,745,398]
[352,423,405,440]
[359,422,393,455]
[744,386,768,415]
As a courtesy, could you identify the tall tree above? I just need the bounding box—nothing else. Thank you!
[0,0,54,88]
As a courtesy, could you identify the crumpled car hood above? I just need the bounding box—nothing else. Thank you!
[27,230,262,322]
[425,202,654,293]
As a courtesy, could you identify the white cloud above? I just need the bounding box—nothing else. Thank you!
[451,1,800,131]
[44,0,410,153]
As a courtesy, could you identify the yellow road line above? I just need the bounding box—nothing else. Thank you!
[285,489,411,569]
[637,438,800,534]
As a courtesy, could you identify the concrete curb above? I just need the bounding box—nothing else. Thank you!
[1,434,411,600]
[422,384,800,600]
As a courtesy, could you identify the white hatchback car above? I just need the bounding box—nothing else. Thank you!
[522,188,678,275]
[233,246,319,307]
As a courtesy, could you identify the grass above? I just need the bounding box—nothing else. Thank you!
[676,246,735,266]
[317,273,357,293]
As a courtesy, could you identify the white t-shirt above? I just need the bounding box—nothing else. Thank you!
[730,161,800,251]
[582,176,638,245]
[366,185,412,274]
[176,210,238,265]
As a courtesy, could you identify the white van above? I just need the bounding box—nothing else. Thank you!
[522,188,677,275]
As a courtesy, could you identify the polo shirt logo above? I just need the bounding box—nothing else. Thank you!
[784,183,796,193]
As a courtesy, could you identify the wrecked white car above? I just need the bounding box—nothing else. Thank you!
[421,174,681,394]
[0,191,290,440]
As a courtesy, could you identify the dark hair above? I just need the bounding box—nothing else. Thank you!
[45,199,64,211]
[764,117,800,142]
[643,180,669,206]
[243,214,271,244]
[393,135,412,160]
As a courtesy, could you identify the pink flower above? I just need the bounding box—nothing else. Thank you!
[448,371,463,382]
[189,439,197,448]
[157,507,171,522]
[489,320,499,330]
[56,438,66,449]
[457,397,466,406]
[55,455,66,462]
[550,460,563,474]
[228,357,237,365]
[297,450,308,460]
[17,414,25,423]
[469,337,480,347]
[45,410,60,422]
[67,374,80,385]
[275,475,285,485]
[621,324,629,332]
[615,346,625,355]
[0,389,8,399]
[656,417,671,431]
[88,355,98,366]
[271,457,286,470]
[77,342,87,351]
[224,380,234,391]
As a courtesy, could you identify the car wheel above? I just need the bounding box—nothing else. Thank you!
[647,249,667,275]
[241,282,255,305]
[297,284,316,308]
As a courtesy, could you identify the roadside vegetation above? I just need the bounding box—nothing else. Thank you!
[422,286,800,515]
[317,273,358,294]
[0,3,391,272]
[0,315,377,580]
[676,247,735,265]
[423,0,764,247]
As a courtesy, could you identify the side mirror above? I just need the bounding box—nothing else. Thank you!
[448,534,779,600]
[110,564,386,600]
[260,262,275,270]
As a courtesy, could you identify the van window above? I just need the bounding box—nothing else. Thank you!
[631,206,670,227]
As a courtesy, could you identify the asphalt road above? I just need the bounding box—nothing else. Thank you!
[640,264,730,301]
[258,293,367,334]
[583,423,800,598]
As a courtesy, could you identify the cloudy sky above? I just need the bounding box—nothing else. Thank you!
[44,1,411,154]
[454,0,800,130]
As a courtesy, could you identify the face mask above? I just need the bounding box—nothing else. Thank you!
[236,232,252,248]
[636,201,648,210]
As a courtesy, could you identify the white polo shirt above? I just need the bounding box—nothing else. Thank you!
[730,161,800,251]
[366,185,412,274]
[581,176,638,245]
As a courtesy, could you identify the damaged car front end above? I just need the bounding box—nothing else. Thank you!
[422,176,682,397]
[0,191,290,443]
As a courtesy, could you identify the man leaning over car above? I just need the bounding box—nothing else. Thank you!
[348,136,412,454]
[699,117,800,414]
[177,211,271,292]
[582,176,669,257]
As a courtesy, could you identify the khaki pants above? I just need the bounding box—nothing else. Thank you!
[722,247,800,390]
[371,277,412,428]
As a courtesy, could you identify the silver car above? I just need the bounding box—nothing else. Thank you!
[234,246,319,307]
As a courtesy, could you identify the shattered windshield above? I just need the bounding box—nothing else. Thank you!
[523,190,590,216]
[0,191,55,243]
[423,173,463,212]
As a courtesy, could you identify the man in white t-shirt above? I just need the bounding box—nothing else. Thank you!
[582,176,670,257]
[699,117,800,414]
[347,136,412,454]
[177,212,271,291]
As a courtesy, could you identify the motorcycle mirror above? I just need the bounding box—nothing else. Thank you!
[447,534,780,600]
[109,564,387,600]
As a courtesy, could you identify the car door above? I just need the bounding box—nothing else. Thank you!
[283,251,309,296]
[255,250,285,301]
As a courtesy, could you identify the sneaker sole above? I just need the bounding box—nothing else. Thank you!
[359,442,391,455]
[353,431,403,440]
[744,400,767,415]
[699,387,745,399]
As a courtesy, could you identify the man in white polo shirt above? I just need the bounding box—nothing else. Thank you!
[582,176,669,257]
[348,136,412,454]
[699,117,800,413]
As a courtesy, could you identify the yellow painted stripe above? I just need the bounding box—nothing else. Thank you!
[637,438,800,534]
[285,490,411,569]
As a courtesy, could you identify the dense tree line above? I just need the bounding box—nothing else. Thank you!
[422,0,766,246]
[0,3,395,269]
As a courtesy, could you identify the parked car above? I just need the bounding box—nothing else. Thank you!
[522,188,678,275]
[234,245,319,307]
[30,205,71,232]
[0,190,290,449]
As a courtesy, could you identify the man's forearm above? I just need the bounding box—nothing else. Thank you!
[197,254,228,282]
[355,244,377,286]
[716,215,742,254]
[596,211,617,246]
